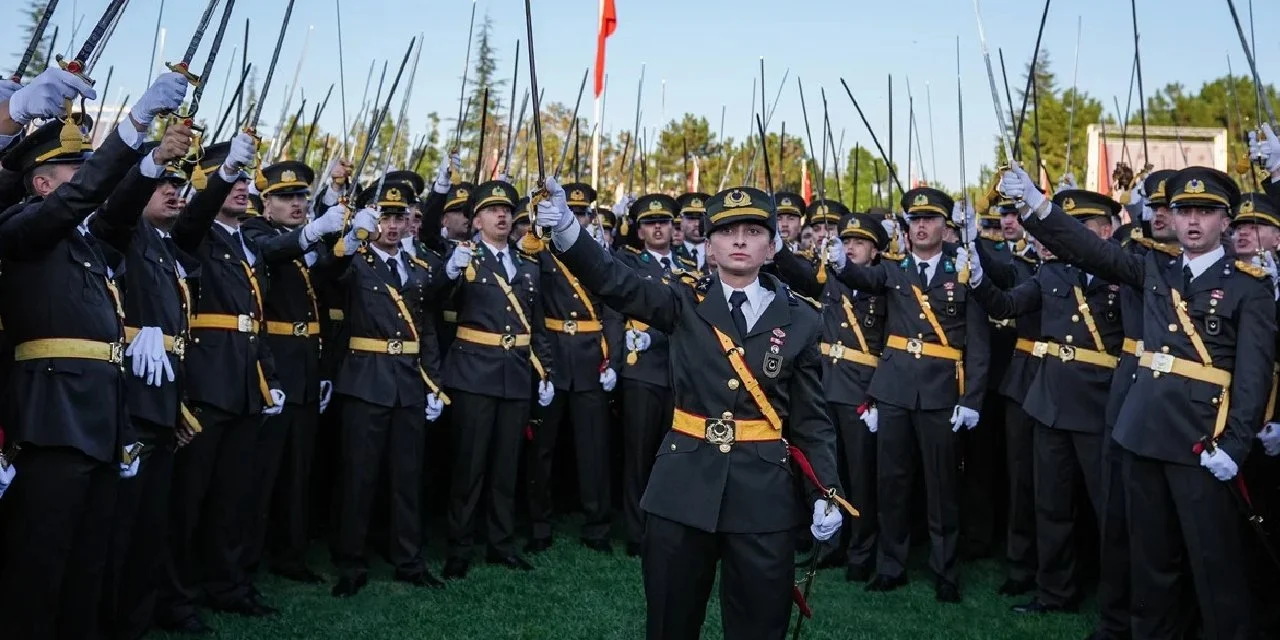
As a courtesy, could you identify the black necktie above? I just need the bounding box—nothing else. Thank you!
[386,257,402,288]
[1183,265,1194,292]
[496,250,511,279]
[729,290,749,337]
[1078,268,1089,289]
[227,230,247,261]
[660,256,672,272]
[917,262,930,288]
[691,248,699,266]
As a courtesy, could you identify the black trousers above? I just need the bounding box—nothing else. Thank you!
[960,392,1004,555]
[622,379,673,545]
[833,402,877,570]
[526,388,612,541]
[158,404,259,622]
[1003,401,1036,584]
[446,389,529,559]
[1123,449,1252,640]
[876,402,959,586]
[1032,423,1102,607]
[332,396,425,579]
[642,515,793,640]
[0,445,118,640]
[102,421,176,640]
[245,402,319,575]
[310,394,344,539]
[1096,430,1131,637]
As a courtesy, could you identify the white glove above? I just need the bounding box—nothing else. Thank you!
[950,405,980,432]
[341,207,379,248]
[952,200,977,243]
[599,367,617,392]
[1129,182,1146,207]
[1251,124,1280,176]
[119,444,142,479]
[1199,447,1239,481]
[0,461,15,500]
[625,329,651,352]
[1141,204,1155,222]
[612,196,635,220]
[425,393,444,422]
[589,219,608,248]
[262,389,286,416]
[125,326,175,387]
[224,132,257,173]
[825,236,846,271]
[1259,422,1280,457]
[535,176,575,232]
[860,405,879,433]
[446,242,474,280]
[1055,172,1078,192]
[997,162,1046,215]
[0,79,21,103]
[303,204,347,244]
[321,181,342,207]
[8,68,97,124]
[537,380,555,407]
[961,244,984,286]
[128,71,189,127]
[810,499,843,541]
[319,380,333,414]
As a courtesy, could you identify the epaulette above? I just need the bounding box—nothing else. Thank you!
[796,249,816,261]
[676,256,697,269]
[789,289,822,310]
[1015,253,1038,265]
[1235,259,1269,279]
[980,229,1004,244]
[675,270,700,288]
[516,249,540,262]
[882,251,905,263]
[1133,235,1181,257]
[410,256,432,271]
[624,245,642,255]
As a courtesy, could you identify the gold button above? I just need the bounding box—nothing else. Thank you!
[1065,335,1074,344]
[396,331,402,336]
[670,443,677,451]
[1168,324,1178,332]
[718,444,732,454]
[1071,314,1079,322]
[919,313,927,320]
[1161,346,1170,353]
[727,379,740,390]
[505,325,511,331]
[1153,371,1161,379]
[722,411,733,419]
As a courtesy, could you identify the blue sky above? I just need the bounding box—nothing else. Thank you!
[4,0,1279,192]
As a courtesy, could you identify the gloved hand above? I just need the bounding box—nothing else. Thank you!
[625,329,651,352]
[425,393,444,422]
[1129,181,1146,206]
[826,236,847,271]
[223,131,257,173]
[1259,422,1280,457]
[860,405,879,433]
[997,162,1046,215]
[0,79,20,103]
[319,380,333,414]
[446,242,474,280]
[950,405,980,432]
[126,326,175,387]
[303,204,347,244]
[1250,124,1280,177]
[599,367,617,392]
[433,152,459,194]
[960,243,984,286]
[588,218,608,248]
[263,389,286,416]
[119,444,142,479]
[1252,250,1279,289]
[1199,447,1239,481]
[1141,203,1155,222]
[612,196,635,220]
[128,71,189,128]
[1055,172,1078,193]
[341,207,379,248]
[7,68,98,124]
[535,176,575,232]
[810,499,843,541]
[952,199,978,243]
[537,380,555,407]
[0,460,15,500]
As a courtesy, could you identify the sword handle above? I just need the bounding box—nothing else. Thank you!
[165,61,202,86]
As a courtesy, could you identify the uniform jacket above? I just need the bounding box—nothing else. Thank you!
[614,246,676,389]
[978,240,1042,403]
[556,225,842,534]
[537,247,625,391]
[0,129,142,462]
[1024,205,1276,465]
[832,244,990,412]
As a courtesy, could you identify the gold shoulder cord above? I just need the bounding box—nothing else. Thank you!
[467,259,547,381]
[549,254,609,363]
[1169,288,1228,439]
[909,283,964,394]
[384,283,451,405]
[239,262,274,407]
[1071,286,1106,351]
[839,296,871,354]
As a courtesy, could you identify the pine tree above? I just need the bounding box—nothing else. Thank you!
[458,13,506,178]
[13,0,53,80]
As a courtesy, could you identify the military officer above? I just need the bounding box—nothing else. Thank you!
[1003,163,1275,639]
[968,189,1126,614]
[773,210,888,582]
[774,190,807,252]
[439,180,554,578]
[535,179,850,639]
[676,192,710,270]
[827,187,990,602]
[0,69,188,639]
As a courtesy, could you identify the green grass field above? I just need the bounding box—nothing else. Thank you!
[154,528,1097,640]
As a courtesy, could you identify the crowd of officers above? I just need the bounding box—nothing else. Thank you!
[0,65,1279,640]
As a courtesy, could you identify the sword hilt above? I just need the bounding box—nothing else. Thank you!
[165,61,202,86]
[520,187,549,254]
[55,55,94,85]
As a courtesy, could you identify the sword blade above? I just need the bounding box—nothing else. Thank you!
[189,0,236,108]
[249,0,297,130]
[14,0,60,81]
[183,0,222,65]
[972,0,1017,165]
[73,0,129,66]
[553,68,589,178]
[524,0,546,183]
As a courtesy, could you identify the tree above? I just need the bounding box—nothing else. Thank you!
[13,0,53,80]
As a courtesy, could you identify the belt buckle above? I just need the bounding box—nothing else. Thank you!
[387,339,404,355]
[172,336,186,357]
[501,334,517,350]
[1150,352,1175,374]
[705,414,737,453]
[292,321,309,337]
[563,320,578,335]
[236,314,253,333]
[1032,341,1049,358]
[829,343,846,360]
[1058,345,1076,362]
[905,338,923,355]
[108,342,124,365]
[1134,340,1145,358]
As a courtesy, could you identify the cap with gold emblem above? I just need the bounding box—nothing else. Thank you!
[1231,192,1280,228]
[1053,189,1120,222]
[1166,166,1240,213]
[838,212,889,250]
[513,196,532,225]
[383,170,426,198]
[677,192,711,218]
[563,182,597,210]
[805,199,850,226]
[773,191,806,219]
[706,186,775,235]
[1,117,94,174]
[444,181,474,215]
[357,180,417,213]
[188,141,249,191]
[469,180,519,212]
[901,187,953,219]
[259,161,314,196]
[1142,169,1178,208]
[630,194,678,223]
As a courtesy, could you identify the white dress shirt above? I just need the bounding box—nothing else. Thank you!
[720,278,775,332]
[684,241,706,269]
[482,238,516,280]
[912,253,940,285]
[213,219,256,266]
[370,244,408,283]
[1183,245,1226,280]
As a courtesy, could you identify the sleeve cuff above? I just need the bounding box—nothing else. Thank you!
[138,151,164,178]
[551,218,582,252]
[219,165,242,182]
[115,119,144,150]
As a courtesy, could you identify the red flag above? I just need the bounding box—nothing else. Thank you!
[802,162,812,202]
[594,0,618,98]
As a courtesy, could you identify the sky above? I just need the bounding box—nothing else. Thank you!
[3,0,1279,193]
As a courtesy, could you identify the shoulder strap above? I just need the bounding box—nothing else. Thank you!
[549,253,608,363]
[711,327,782,431]
[839,295,871,354]
[1168,288,1214,366]
[1071,285,1106,351]
[909,284,950,348]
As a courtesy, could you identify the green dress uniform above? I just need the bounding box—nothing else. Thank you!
[550,187,848,639]
[1021,167,1274,639]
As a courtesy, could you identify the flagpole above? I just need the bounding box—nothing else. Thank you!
[591,0,604,194]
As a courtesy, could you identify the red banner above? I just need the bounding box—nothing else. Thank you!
[594,0,618,98]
